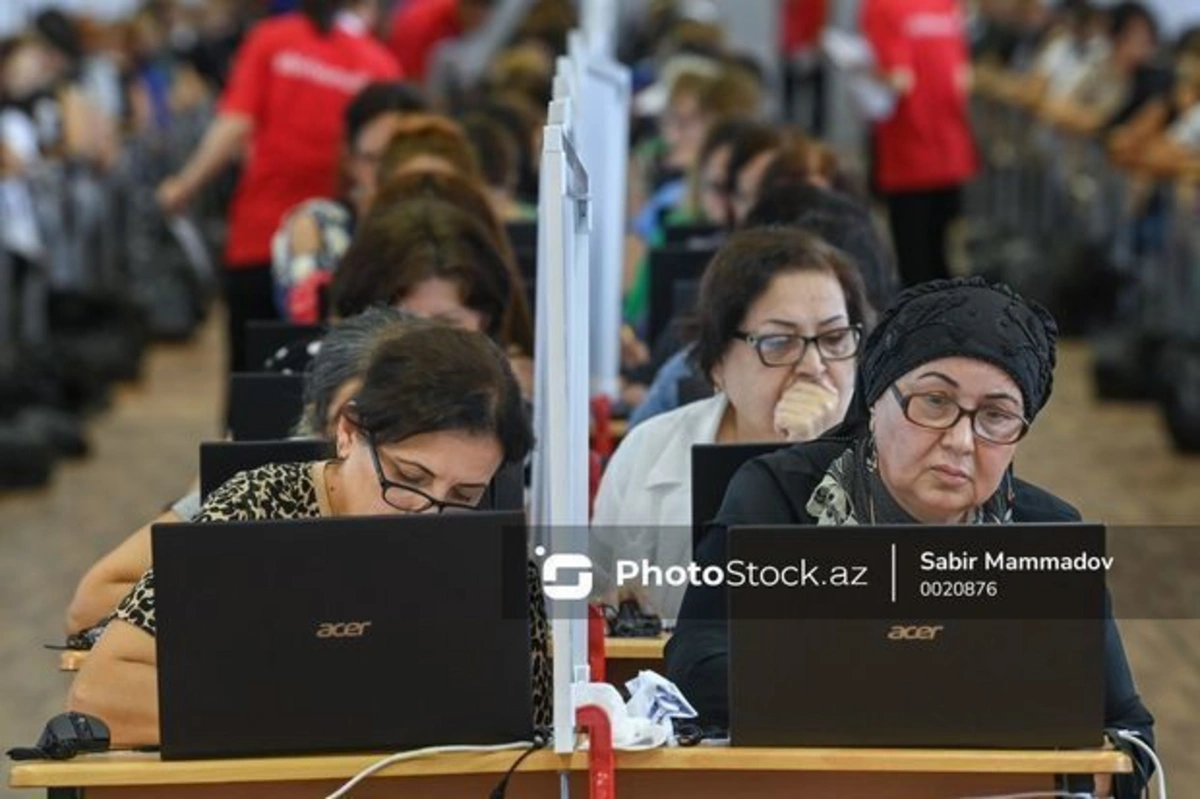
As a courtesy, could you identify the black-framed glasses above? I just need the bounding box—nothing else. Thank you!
[890,385,1030,445]
[365,432,480,514]
[735,324,862,367]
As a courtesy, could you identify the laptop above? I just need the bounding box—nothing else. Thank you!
[153,512,533,759]
[199,440,333,501]
[227,373,305,441]
[728,523,1107,749]
[691,443,789,550]
[200,440,526,509]
[243,321,324,371]
[647,247,715,349]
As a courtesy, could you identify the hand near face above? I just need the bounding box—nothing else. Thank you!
[774,380,841,442]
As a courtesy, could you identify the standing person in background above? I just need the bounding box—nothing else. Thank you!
[388,0,498,84]
[157,0,399,375]
[861,0,977,287]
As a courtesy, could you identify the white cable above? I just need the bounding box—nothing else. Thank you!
[323,740,534,799]
[1116,729,1167,799]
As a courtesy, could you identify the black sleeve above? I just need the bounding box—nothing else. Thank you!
[665,457,800,726]
[1103,591,1156,798]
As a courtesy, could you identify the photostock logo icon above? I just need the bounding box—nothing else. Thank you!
[536,546,593,601]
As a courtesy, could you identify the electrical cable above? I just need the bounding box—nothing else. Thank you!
[1113,729,1166,799]
[489,730,549,799]
[322,741,534,799]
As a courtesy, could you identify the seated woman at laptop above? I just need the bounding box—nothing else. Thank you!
[68,321,549,746]
[592,228,873,625]
[64,307,413,637]
[666,278,1156,796]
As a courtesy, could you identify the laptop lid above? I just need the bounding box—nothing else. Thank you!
[691,443,789,551]
[199,439,333,502]
[153,512,533,759]
[244,321,324,371]
[227,373,305,441]
[728,523,1106,749]
[647,247,714,350]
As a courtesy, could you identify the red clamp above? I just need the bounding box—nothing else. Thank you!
[588,603,607,683]
[575,704,616,799]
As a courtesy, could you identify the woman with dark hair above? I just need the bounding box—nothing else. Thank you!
[64,307,413,636]
[331,198,534,363]
[593,228,873,625]
[157,0,399,373]
[666,277,1156,798]
[68,320,549,746]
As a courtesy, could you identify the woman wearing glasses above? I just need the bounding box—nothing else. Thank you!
[68,321,550,746]
[592,228,874,626]
[666,277,1156,797]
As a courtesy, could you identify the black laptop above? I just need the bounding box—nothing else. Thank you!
[691,443,789,550]
[227,373,305,441]
[244,320,324,371]
[199,440,526,509]
[153,512,533,759]
[727,523,1107,749]
[647,247,715,349]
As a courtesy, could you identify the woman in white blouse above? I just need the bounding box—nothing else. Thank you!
[592,227,874,625]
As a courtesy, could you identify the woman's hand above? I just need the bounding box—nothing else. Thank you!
[774,381,840,442]
[156,175,191,217]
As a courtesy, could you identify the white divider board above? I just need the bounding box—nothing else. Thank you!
[567,30,631,400]
[531,89,593,756]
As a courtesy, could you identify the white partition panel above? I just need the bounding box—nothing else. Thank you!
[531,90,593,755]
[568,30,631,400]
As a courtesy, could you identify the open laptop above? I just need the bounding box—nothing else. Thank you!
[647,247,715,349]
[153,512,533,759]
[227,373,305,441]
[199,440,527,510]
[691,443,789,550]
[728,523,1107,749]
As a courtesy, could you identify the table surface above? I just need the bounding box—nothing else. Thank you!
[10,746,1132,789]
[604,635,668,659]
[58,636,670,672]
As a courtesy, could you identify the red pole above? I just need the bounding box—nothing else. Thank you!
[575,704,616,799]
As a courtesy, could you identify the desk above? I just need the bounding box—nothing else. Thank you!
[604,635,667,687]
[9,745,1130,799]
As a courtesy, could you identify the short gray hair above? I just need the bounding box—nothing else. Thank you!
[299,306,415,436]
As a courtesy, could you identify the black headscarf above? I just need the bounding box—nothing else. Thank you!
[835,277,1058,435]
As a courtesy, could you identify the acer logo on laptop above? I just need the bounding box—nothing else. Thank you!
[887,624,944,641]
[315,621,373,639]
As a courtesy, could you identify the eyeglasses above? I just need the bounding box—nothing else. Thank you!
[365,432,479,514]
[890,385,1030,445]
[735,325,862,367]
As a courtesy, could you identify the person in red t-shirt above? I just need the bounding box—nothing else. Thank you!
[157,0,400,374]
[388,0,498,83]
[861,0,977,287]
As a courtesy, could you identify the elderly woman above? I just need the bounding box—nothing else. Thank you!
[68,322,549,746]
[665,277,1155,797]
[592,228,873,625]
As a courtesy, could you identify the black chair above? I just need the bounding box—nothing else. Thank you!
[227,373,306,441]
[244,321,324,372]
[647,247,714,351]
[200,439,526,510]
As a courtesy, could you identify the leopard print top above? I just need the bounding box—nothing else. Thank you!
[115,461,552,729]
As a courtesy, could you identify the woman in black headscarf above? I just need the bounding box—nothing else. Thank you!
[665,277,1155,798]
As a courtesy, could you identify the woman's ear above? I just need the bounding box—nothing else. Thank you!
[334,414,356,460]
[709,360,725,393]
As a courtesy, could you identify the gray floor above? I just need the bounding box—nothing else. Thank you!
[1,321,1198,796]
